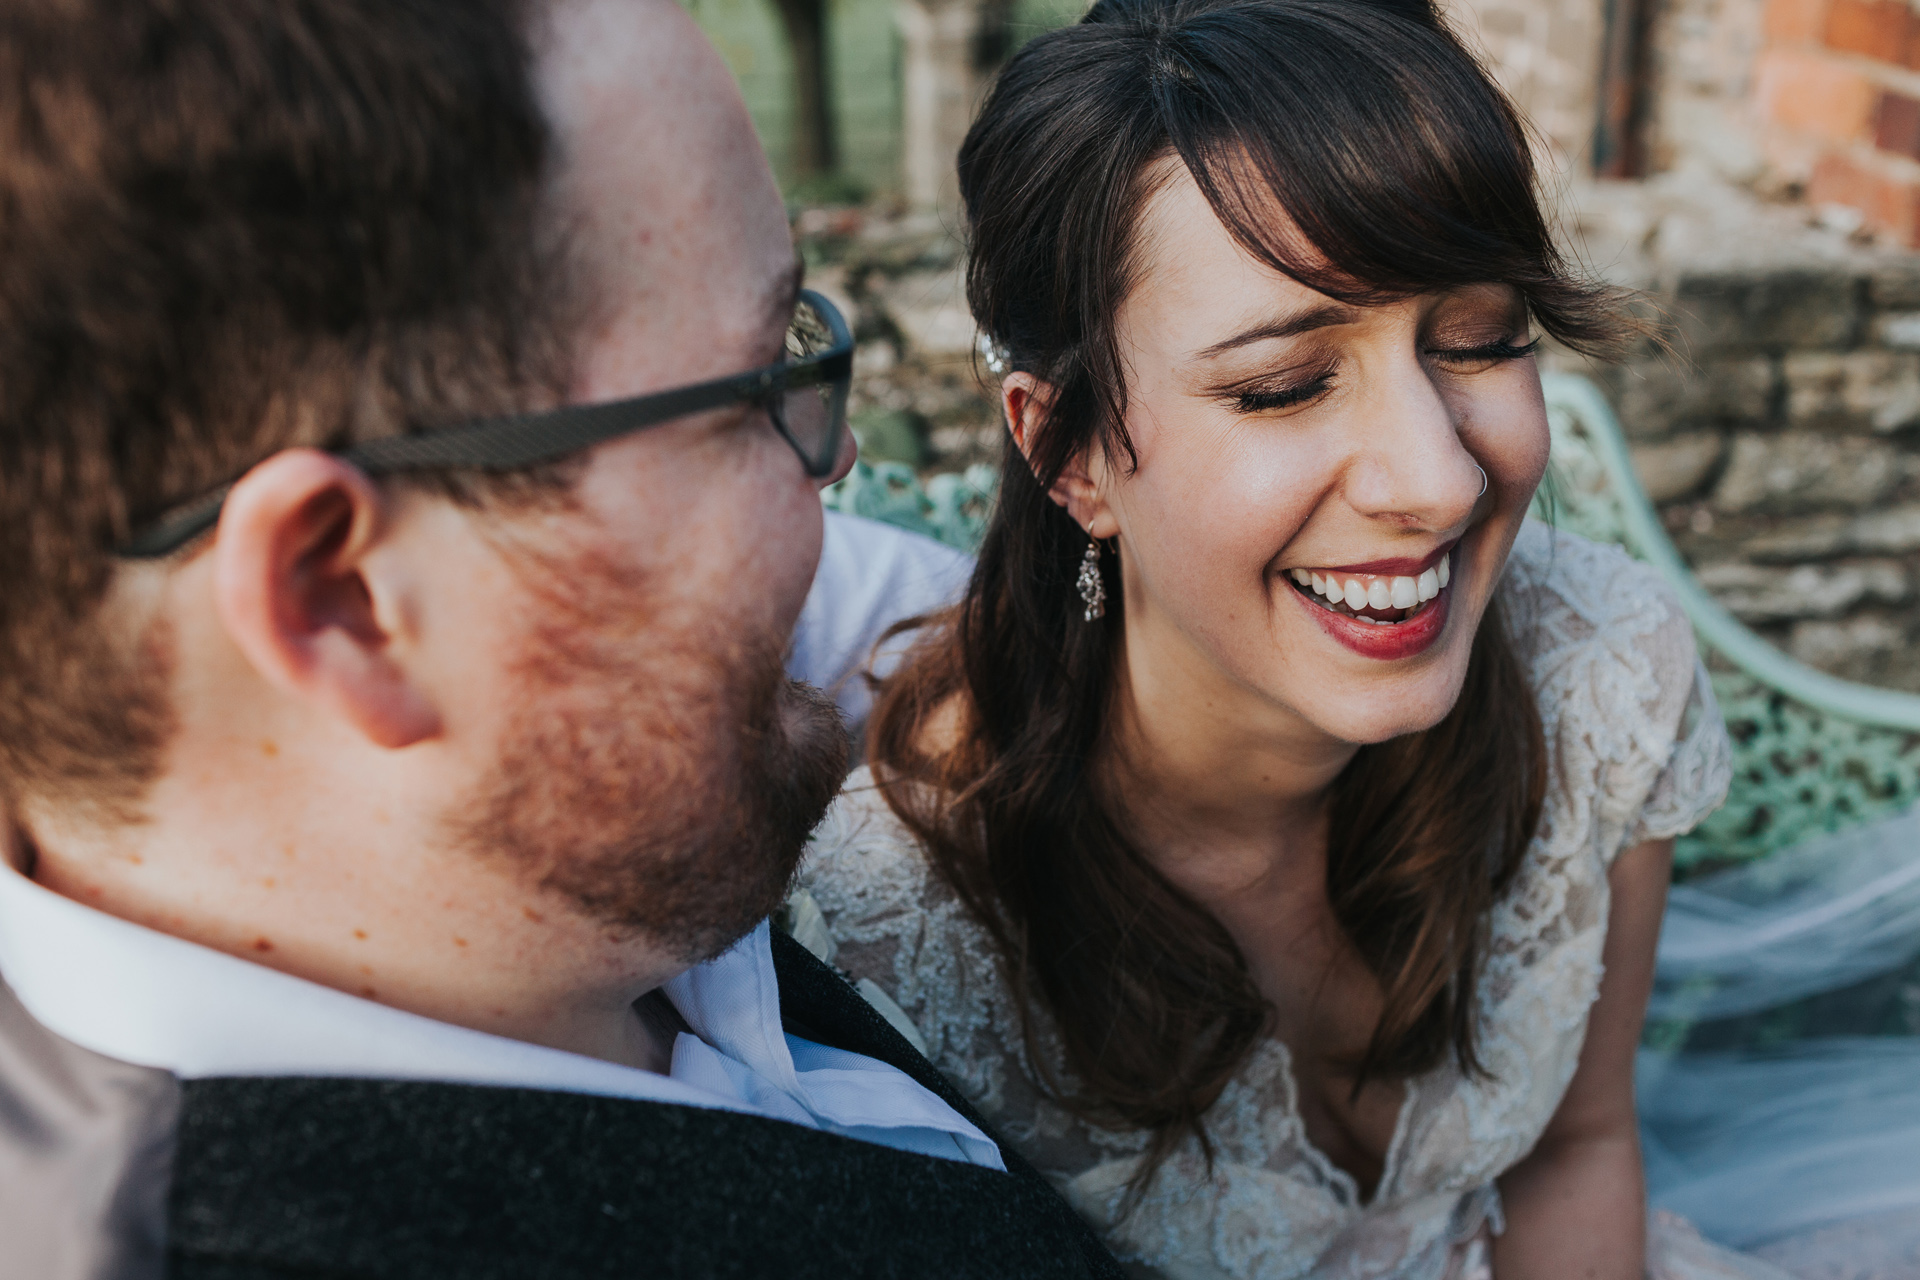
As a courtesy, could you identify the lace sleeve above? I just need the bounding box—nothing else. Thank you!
[1504,524,1732,868]
[1628,656,1732,845]
[1602,553,1731,848]
[796,768,1020,1101]
[796,770,1129,1178]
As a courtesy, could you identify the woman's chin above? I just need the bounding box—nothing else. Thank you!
[1308,697,1462,747]
[1266,628,1475,746]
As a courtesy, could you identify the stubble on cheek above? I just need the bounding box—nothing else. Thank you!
[442,534,848,963]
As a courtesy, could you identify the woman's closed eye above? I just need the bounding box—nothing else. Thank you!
[1426,335,1540,368]
[1230,375,1336,414]
[1216,332,1537,415]
[1215,357,1341,415]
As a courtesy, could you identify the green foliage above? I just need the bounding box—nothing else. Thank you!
[682,0,902,194]
[822,459,997,552]
[786,170,872,208]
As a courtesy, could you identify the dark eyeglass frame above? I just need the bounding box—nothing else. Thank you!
[118,288,854,559]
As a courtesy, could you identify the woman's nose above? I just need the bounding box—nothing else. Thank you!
[1340,380,1484,530]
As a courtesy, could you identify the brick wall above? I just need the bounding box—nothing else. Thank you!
[1760,0,1920,242]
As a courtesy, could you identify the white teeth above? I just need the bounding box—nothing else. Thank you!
[1289,555,1453,619]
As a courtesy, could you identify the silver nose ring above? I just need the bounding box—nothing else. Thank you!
[1474,464,1488,499]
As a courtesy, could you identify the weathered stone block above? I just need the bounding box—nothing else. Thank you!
[1847,503,1920,552]
[1712,432,1902,513]
[878,266,976,358]
[1871,311,1920,348]
[1871,261,1920,309]
[1671,272,1863,353]
[1788,614,1908,674]
[1741,514,1852,561]
[1630,432,1726,501]
[1694,557,1908,621]
[1603,356,1775,439]
[1783,350,1920,432]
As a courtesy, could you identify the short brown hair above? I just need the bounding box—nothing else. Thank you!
[0,0,572,817]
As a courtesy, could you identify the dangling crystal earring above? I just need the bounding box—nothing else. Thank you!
[1077,535,1106,622]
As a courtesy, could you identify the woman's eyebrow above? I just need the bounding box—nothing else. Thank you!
[1193,301,1361,359]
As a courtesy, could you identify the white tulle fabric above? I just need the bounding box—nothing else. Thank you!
[800,524,1761,1280]
[1642,808,1920,1269]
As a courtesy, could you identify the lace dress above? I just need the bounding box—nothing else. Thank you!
[798,523,1789,1280]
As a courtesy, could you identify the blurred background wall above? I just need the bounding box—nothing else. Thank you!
[687,0,1920,691]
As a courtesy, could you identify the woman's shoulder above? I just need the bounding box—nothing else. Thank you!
[1503,521,1699,729]
[800,765,949,930]
[1501,520,1730,858]
[799,766,1024,1070]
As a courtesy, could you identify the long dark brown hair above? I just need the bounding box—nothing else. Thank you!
[869,0,1625,1182]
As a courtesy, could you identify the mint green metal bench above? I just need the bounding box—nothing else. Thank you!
[1534,373,1920,875]
[826,372,1920,876]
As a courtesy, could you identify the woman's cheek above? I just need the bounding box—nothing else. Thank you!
[1476,379,1551,494]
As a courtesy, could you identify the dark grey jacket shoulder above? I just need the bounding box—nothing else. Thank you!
[0,932,1123,1280]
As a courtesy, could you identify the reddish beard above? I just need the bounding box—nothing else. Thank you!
[448,550,849,965]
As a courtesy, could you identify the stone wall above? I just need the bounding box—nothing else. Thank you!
[1443,0,1609,179]
[1452,0,1920,244]
[1580,260,1920,689]
[1552,180,1920,689]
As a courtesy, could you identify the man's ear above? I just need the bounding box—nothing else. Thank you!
[212,449,441,749]
[1001,373,1118,538]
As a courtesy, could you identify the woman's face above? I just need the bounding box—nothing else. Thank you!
[1038,168,1549,750]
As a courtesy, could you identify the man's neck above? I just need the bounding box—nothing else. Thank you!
[15,812,684,1075]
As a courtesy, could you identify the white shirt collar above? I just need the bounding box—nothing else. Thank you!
[0,860,1000,1170]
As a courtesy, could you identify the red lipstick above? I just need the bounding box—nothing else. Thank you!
[1311,539,1458,579]
[1288,547,1457,661]
[1300,583,1451,660]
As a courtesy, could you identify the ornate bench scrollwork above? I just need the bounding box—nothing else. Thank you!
[822,458,999,555]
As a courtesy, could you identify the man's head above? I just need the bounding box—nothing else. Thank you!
[3,0,849,1037]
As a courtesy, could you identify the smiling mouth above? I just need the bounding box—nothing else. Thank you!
[1283,552,1451,626]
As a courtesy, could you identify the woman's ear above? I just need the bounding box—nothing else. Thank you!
[1001,373,1119,539]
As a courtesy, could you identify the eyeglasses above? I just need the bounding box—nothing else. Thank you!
[118,289,854,559]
